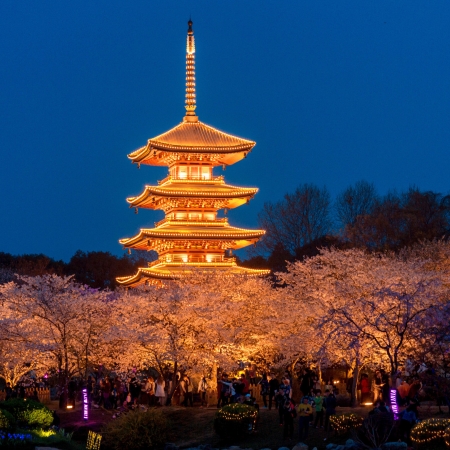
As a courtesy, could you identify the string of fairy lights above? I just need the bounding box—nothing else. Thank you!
[410,418,450,446]
[329,413,364,435]
[217,403,259,422]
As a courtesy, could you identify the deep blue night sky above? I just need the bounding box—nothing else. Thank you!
[1,1,449,261]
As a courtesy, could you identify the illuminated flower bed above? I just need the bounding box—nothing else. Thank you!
[214,403,259,438]
[329,413,364,435]
[410,418,450,447]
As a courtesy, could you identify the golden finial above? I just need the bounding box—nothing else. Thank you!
[184,19,197,122]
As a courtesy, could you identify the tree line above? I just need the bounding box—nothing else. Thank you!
[247,181,450,271]
[0,250,156,289]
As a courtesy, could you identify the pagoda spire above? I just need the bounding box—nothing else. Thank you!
[184,19,197,122]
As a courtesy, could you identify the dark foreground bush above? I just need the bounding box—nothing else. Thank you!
[0,409,16,430]
[214,403,259,439]
[0,398,53,429]
[102,409,168,450]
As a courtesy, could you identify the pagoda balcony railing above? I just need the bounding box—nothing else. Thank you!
[154,217,228,227]
[148,256,236,267]
[157,175,224,185]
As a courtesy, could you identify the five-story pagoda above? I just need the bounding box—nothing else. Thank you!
[117,20,269,287]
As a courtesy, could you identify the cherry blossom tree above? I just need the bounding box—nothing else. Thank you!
[107,271,277,402]
[0,340,45,386]
[277,247,449,400]
[0,275,112,401]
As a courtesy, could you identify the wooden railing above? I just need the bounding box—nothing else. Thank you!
[0,387,51,404]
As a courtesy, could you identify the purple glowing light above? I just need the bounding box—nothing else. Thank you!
[82,388,88,421]
[390,388,399,419]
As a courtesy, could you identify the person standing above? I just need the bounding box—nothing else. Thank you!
[198,375,208,407]
[373,370,384,403]
[282,397,296,440]
[278,378,292,426]
[313,389,324,428]
[144,376,155,406]
[268,374,279,410]
[155,375,165,406]
[217,373,231,408]
[297,396,313,441]
[181,374,193,406]
[240,374,250,395]
[323,389,337,441]
[360,373,371,404]
[258,374,269,408]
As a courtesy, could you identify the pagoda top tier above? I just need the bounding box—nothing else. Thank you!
[128,20,256,167]
[128,120,256,167]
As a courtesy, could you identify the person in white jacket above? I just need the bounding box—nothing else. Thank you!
[155,375,165,406]
[198,376,209,407]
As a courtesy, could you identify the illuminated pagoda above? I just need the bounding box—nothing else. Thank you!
[117,20,269,287]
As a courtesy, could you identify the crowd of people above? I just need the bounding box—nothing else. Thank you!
[2,361,449,446]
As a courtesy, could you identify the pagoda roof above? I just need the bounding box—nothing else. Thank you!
[128,119,255,166]
[120,223,265,251]
[127,182,258,209]
[116,262,270,287]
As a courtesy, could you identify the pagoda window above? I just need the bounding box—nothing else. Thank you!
[190,166,200,179]
[204,212,215,221]
[189,212,201,220]
[178,166,188,179]
[175,212,187,220]
[201,166,211,180]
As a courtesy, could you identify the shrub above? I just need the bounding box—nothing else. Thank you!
[0,399,53,429]
[0,410,16,430]
[214,403,259,439]
[29,428,76,450]
[102,409,168,450]
[330,412,364,435]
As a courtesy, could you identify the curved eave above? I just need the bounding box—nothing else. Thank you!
[120,229,265,244]
[127,186,258,208]
[128,148,252,167]
[127,120,256,165]
[116,264,270,287]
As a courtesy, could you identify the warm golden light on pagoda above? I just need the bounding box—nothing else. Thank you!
[117,20,269,287]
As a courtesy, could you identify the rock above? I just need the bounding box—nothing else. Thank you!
[345,440,356,446]
[35,448,61,450]
[164,444,179,450]
[228,447,241,450]
[292,443,308,450]
[277,447,291,450]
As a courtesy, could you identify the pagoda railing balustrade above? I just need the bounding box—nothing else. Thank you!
[157,174,224,185]
[154,217,227,227]
[148,256,236,267]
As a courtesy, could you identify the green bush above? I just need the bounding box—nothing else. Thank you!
[29,429,78,450]
[214,403,259,439]
[0,399,53,429]
[102,409,168,450]
[0,410,16,430]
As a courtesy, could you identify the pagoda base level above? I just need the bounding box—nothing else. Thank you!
[116,261,270,287]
